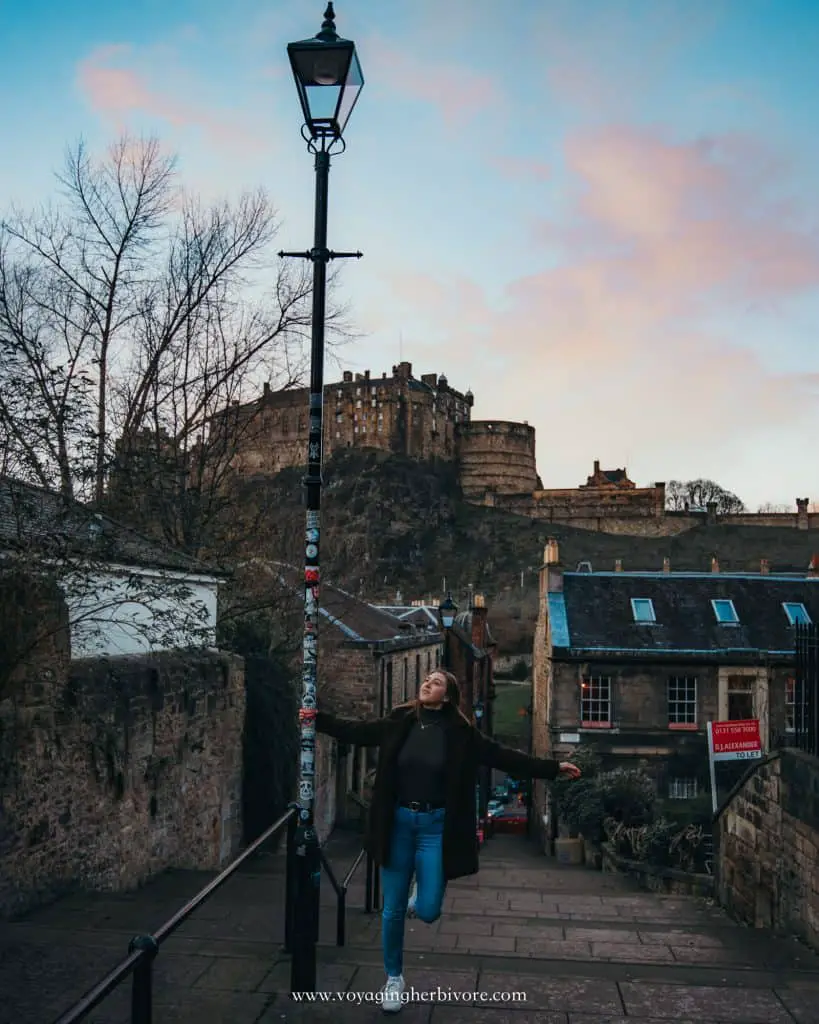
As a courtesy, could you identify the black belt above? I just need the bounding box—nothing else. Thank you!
[399,800,445,812]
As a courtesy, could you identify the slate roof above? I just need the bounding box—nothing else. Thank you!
[274,564,439,646]
[552,571,819,661]
[372,604,441,630]
[0,477,214,575]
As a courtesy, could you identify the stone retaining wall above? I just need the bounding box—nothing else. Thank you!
[716,748,819,953]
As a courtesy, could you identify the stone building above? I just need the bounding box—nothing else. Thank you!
[530,539,818,845]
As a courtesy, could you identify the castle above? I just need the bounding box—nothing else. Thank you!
[208,362,816,537]
[212,360,541,498]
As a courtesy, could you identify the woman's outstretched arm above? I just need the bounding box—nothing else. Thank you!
[309,708,387,746]
[473,731,580,780]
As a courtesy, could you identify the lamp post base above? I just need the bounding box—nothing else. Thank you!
[289,825,321,994]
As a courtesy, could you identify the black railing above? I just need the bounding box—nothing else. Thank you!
[54,798,380,1023]
[53,805,297,1024]
[795,622,819,757]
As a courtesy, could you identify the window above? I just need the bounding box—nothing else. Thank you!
[712,599,739,624]
[371,386,377,395]
[631,598,656,623]
[726,675,754,720]
[385,661,393,710]
[668,778,698,800]
[580,676,611,727]
[783,602,811,626]
[668,676,698,727]
[356,399,362,408]
[785,677,797,732]
[336,389,342,398]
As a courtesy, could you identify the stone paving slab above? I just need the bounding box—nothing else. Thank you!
[3,832,819,1023]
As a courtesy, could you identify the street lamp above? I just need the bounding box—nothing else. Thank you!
[280,2,364,996]
[438,592,458,630]
[438,591,457,669]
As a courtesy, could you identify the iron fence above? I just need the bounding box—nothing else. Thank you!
[795,622,819,757]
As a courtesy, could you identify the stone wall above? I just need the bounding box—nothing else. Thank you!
[716,749,819,953]
[0,601,245,918]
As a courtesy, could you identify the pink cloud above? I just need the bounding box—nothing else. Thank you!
[363,33,501,127]
[376,123,819,486]
[76,46,261,152]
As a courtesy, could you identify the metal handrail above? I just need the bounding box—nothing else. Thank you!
[318,792,379,946]
[53,805,298,1024]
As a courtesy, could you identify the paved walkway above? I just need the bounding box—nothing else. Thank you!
[2,832,818,1023]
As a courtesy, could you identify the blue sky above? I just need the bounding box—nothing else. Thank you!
[2,0,818,509]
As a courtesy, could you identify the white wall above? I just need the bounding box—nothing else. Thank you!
[63,566,218,659]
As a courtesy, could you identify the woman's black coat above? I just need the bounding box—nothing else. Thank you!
[315,703,560,881]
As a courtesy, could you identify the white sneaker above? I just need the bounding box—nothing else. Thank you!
[382,974,405,1013]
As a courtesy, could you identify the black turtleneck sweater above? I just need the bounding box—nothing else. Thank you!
[395,706,449,806]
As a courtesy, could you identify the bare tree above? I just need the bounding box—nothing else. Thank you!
[0,135,351,538]
[665,479,746,514]
[757,502,791,514]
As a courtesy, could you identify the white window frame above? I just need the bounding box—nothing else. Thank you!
[631,598,656,623]
[783,602,811,626]
[668,778,698,800]
[712,599,739,624]
[668,676,698,727]
[580,675,611,727]
[785,676,797,733]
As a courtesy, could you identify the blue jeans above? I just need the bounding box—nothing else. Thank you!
[381,805,446,976]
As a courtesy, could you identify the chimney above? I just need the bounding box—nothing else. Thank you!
[343,371,353,382]
[544,538,560,567]
[539,539,563,636]
[662,557,671,573]
[364,369,370,380]
[760,558,770,575]
[471,592,487,647]
[615,559,623,572]
[706,501,718,525]
[797,498,809,531]
[593,460,600,475]
[263,381,271,397]
[711,556,720,573]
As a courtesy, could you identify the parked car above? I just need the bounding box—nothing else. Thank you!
[487,800,504,818]
[491,807,528,835]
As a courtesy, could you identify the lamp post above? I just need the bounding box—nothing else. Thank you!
[438,591,457,669]
[281,2,363,995]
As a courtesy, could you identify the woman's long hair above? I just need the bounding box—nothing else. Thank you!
[394,669,472,723]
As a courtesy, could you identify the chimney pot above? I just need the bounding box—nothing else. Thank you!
[760,558,770,575]
[662,557,670,573]
[711,556,720,573]
[615,559,623,572]
[544,538,560,566]
[473,593,486,609]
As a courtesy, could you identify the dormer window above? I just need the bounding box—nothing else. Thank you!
[783,602,811,626]
[631,598,656,623]
[712,599,739,624]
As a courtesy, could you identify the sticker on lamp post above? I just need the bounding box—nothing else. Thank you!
[706,719,763,813]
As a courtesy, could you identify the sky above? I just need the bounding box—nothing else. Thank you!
[2,0,819,510]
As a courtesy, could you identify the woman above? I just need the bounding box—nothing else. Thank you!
[304,668,581,1013]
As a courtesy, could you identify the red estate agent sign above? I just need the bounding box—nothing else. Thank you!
[709,719,763,761]
[707,719,763,812]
